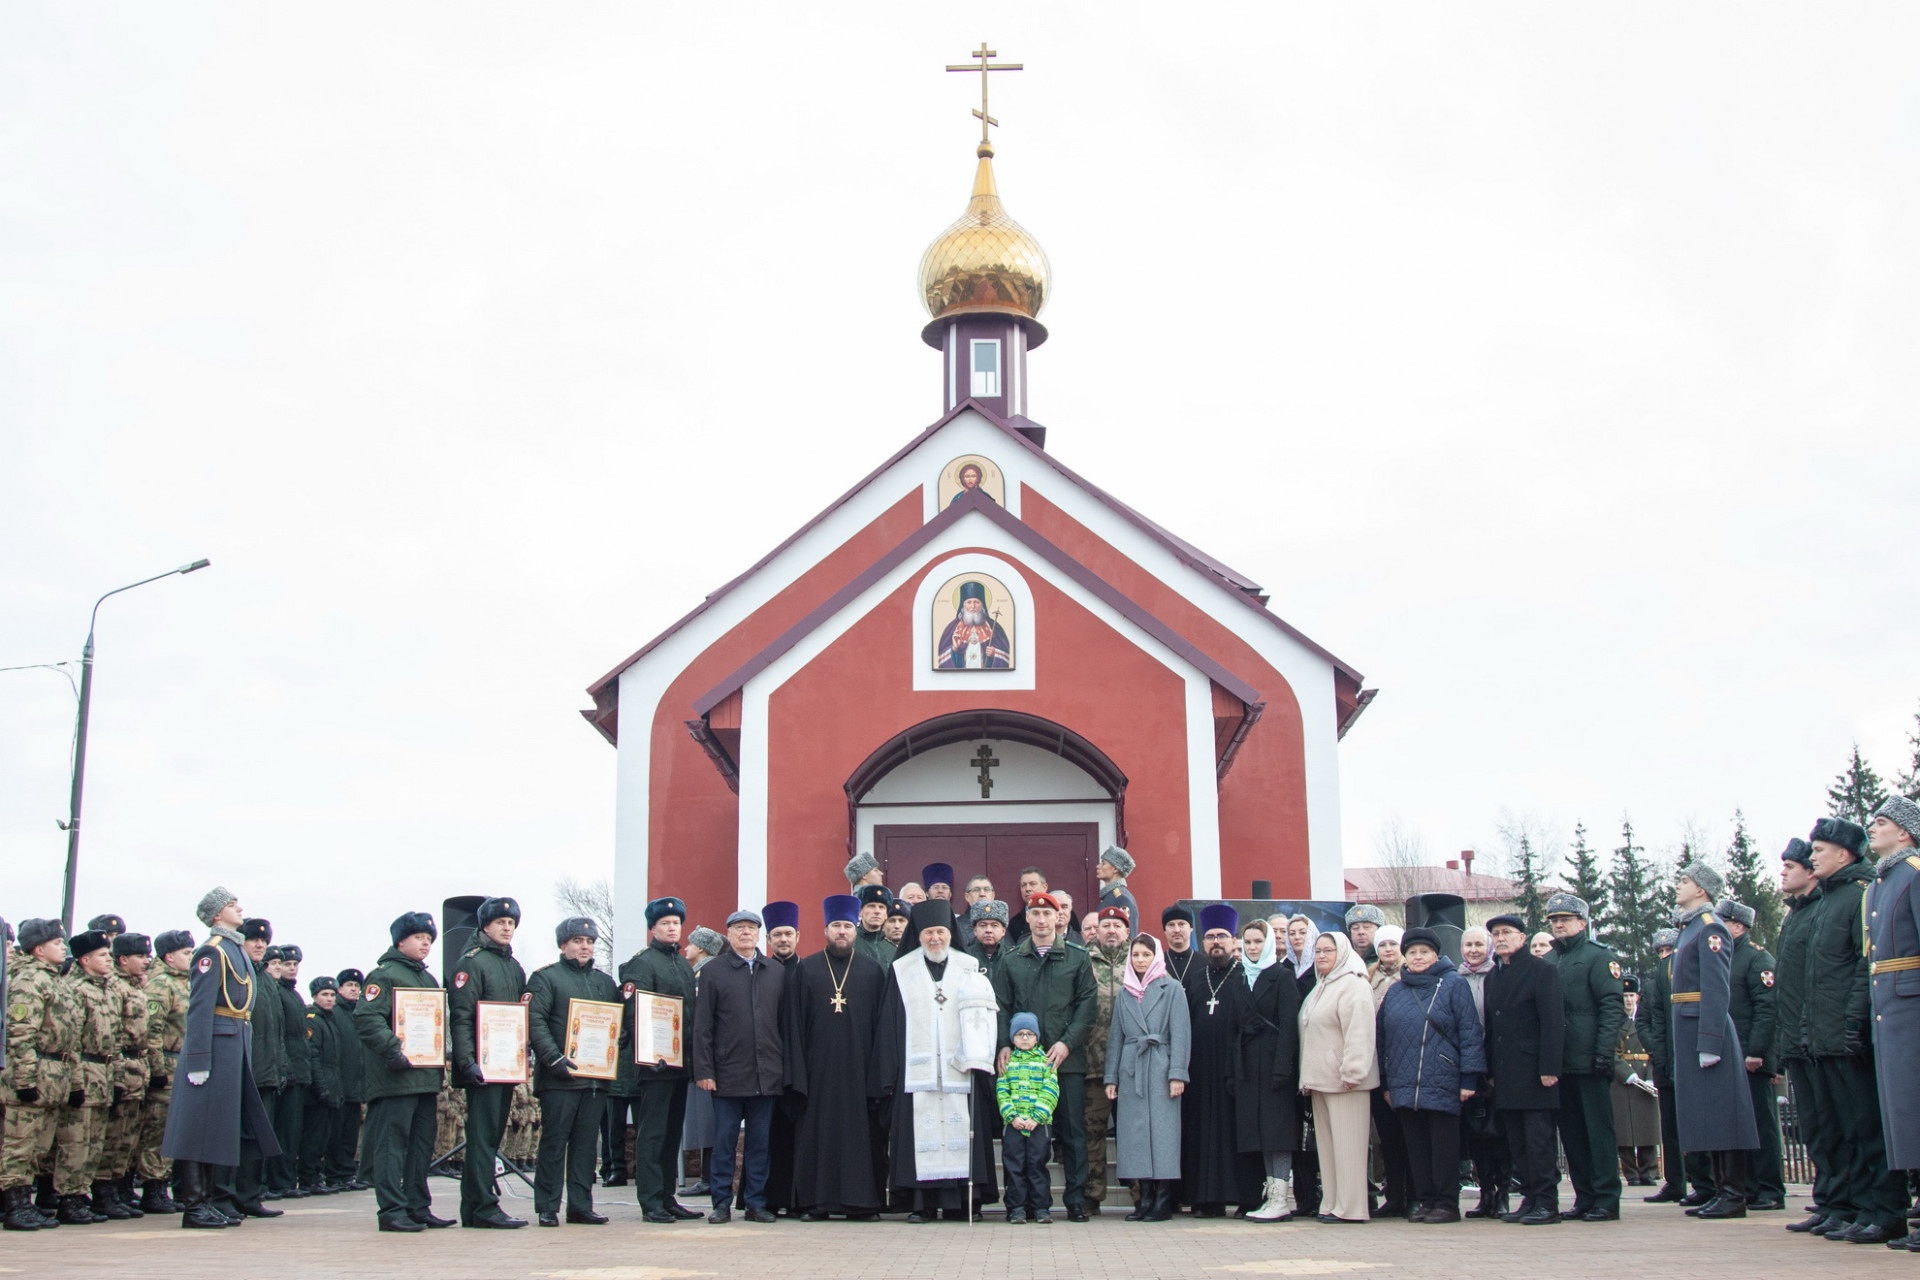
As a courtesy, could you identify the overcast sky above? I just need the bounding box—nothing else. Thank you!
[4,4,1916,979]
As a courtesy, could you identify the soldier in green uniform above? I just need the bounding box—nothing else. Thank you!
[266,945,314,1198]
[1775,840,1835,1233]
[852,886,894,969]
[528,917,621,1227]
[2,920,76,1232]
[967,901,1011,979]
[97,932,154,1218]
[299,976,344,1194]
[1611,976,1659,1185]
[327,968,368,1189]
[1083,906,1131,1211]
[1717,899,1783,1209]
[448,896,528,1229]
[618,896,701,1224]
[882,899,911,950]
[354,910,451,1233]
[136,928,192,1214]
[51,930,118,1224]
[1544,891,1626,1221]
[232,917,285,1217]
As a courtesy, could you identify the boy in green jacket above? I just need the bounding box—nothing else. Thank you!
[996,1013,1059,1224]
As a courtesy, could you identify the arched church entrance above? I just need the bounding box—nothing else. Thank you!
[844,710,1127,918]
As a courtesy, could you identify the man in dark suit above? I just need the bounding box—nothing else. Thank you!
[1484,914,1564,1226]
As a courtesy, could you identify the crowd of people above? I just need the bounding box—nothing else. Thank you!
[6,795,1920,1241]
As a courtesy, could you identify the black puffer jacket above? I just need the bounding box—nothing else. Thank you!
[1798,859,1874,1059]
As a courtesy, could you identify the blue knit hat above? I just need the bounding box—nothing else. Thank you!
[1010,1012,1040,1040]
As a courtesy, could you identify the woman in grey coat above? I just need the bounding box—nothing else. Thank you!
[1104,935,1191,1222]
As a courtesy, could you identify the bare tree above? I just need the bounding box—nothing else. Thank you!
[554,876,615,971]
[1495,810,1565,883]
[1371,815,1434,918]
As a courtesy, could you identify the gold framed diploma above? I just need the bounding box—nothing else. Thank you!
[563,999,623,1081]
[475,1001,530,1084]
[631,993,684,1069]
[391,988,448,1068]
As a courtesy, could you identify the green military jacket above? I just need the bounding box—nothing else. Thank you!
[990,936,1098,1076]
[305,1004,343,1104]
[1773,894,1815,1061]
[853,927,895,971]
[1728,932,1779,1073]
[249,957,286,1089]
[1084,942,1128,1070]
[616,939,696,1090]
[330,998,367,1102]
[67,968,119,1107]
[1550,929,1626,1075]
[355,946,446,1100]
[145,963,190,1087]
[1797,859,1873,1059]
[4,953,77,1105]
[1636,951,1673,1079]
[277,979,313,1086]
[448,938,527,1077]
[108,971,151,1103]
[527,956,620,1094]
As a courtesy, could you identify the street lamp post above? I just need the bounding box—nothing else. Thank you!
[60,559,211,932]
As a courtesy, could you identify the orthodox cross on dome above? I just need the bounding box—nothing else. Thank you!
[972,743,1000,798]
[946,42,1023,148]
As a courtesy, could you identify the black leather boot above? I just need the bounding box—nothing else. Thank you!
[141,1178,182,1214]
[177,1162,231,1230]
[2,1187,42,1232]
[116,1172,145,1217]
[59,1194,101,1225]
[91,1181,133,1220]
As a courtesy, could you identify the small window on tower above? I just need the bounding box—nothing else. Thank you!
[969,340,1001,397]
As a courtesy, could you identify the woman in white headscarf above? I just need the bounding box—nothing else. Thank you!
[1296,930,1377,1223]
[1236,918,1301,1221]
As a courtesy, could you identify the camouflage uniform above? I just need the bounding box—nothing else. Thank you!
[50,966,118,1197]
[98,970,151,1183]
[1084,940,1127,1205]
[138,962,190,1187]
[1,953,78,1192]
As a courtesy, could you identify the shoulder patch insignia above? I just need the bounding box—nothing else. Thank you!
[1762,970,1775,987]
[1708,935,1723,952]
[623,982,635,998]
[1608,960,1622,979]
[454,972,469,990]
[197,956,213,974]
[364,982,381,1001]
[519,992,532,1004]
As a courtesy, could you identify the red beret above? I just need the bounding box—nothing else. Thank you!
[1097,906,1132,924]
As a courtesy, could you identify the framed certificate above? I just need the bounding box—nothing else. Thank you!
[392,988,448,1068]
[631,993,684,1069]
[563,999,623,1081]
[475,1001,530,1084]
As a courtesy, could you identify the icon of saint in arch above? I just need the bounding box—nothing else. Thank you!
[934,578,1013,670]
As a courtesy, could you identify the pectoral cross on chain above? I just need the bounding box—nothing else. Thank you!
[973,743,999,798]
[1206,994,1220,1015]
[934,986,948,1006]
[830,991,847,1013]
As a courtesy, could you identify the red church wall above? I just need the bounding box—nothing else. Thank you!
[644,489,926,931]
[761,547,1194,924]
[1018,487,1313,897]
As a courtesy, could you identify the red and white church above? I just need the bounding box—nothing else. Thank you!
[582,128,1374,935]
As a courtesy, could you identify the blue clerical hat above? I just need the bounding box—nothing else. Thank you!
[921,862,955,889]
[761,901,800,932]
[823,895,860,926]
[1196,903,1239,936]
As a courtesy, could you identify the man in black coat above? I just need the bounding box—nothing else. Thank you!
[690,909,786,1225]
[1484,914,1564,1226]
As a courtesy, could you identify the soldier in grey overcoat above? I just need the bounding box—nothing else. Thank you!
[1867,794,1920,1252]
[1668,863,1757,1219]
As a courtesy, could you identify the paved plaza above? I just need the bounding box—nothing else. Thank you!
[4,1182,1915,1280]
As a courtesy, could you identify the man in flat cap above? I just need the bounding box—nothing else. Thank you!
[1,920,77,1231]
[1717,898,1783,1210]
[1543,891,1626,1222]
[528,916,620,1227]
[136,928,194,1214]
[786,895,887,1221]
[617,896,701,1224]
[1773,838,1834,1232]
[1095,847,1140,936]
[1794,818,1908,1243]
[691,909,787,1223]
[448,896,528,1228]
[1866,795,1920,1248]
[161,889,283,1230]
[355,910,450,1232]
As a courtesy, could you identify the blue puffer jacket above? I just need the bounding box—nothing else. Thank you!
[1376,956,1486,1114]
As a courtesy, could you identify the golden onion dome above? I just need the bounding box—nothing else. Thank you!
[919,142,1051,348]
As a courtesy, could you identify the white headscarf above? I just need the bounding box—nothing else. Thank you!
[1298,929,1367,1029]
[1278,914,1320,973]
[1238,919,1277,987]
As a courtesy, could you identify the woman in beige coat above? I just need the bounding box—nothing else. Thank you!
[1297,931,1378,1223]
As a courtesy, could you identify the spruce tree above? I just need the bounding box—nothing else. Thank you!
[1827,742,1889,826]
[1897,701,1920,802]
[1513,834,1551,935]
[1724,808,1784,951]
[1565,822,1610,924]
[1602,818,1658,976]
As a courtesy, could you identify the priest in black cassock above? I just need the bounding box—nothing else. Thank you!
[869,900,1000,1222]
[760,900,803,1214]
[785,895,888,1221]
[1181,903,1264,1217]
[1162,904,1199,986]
